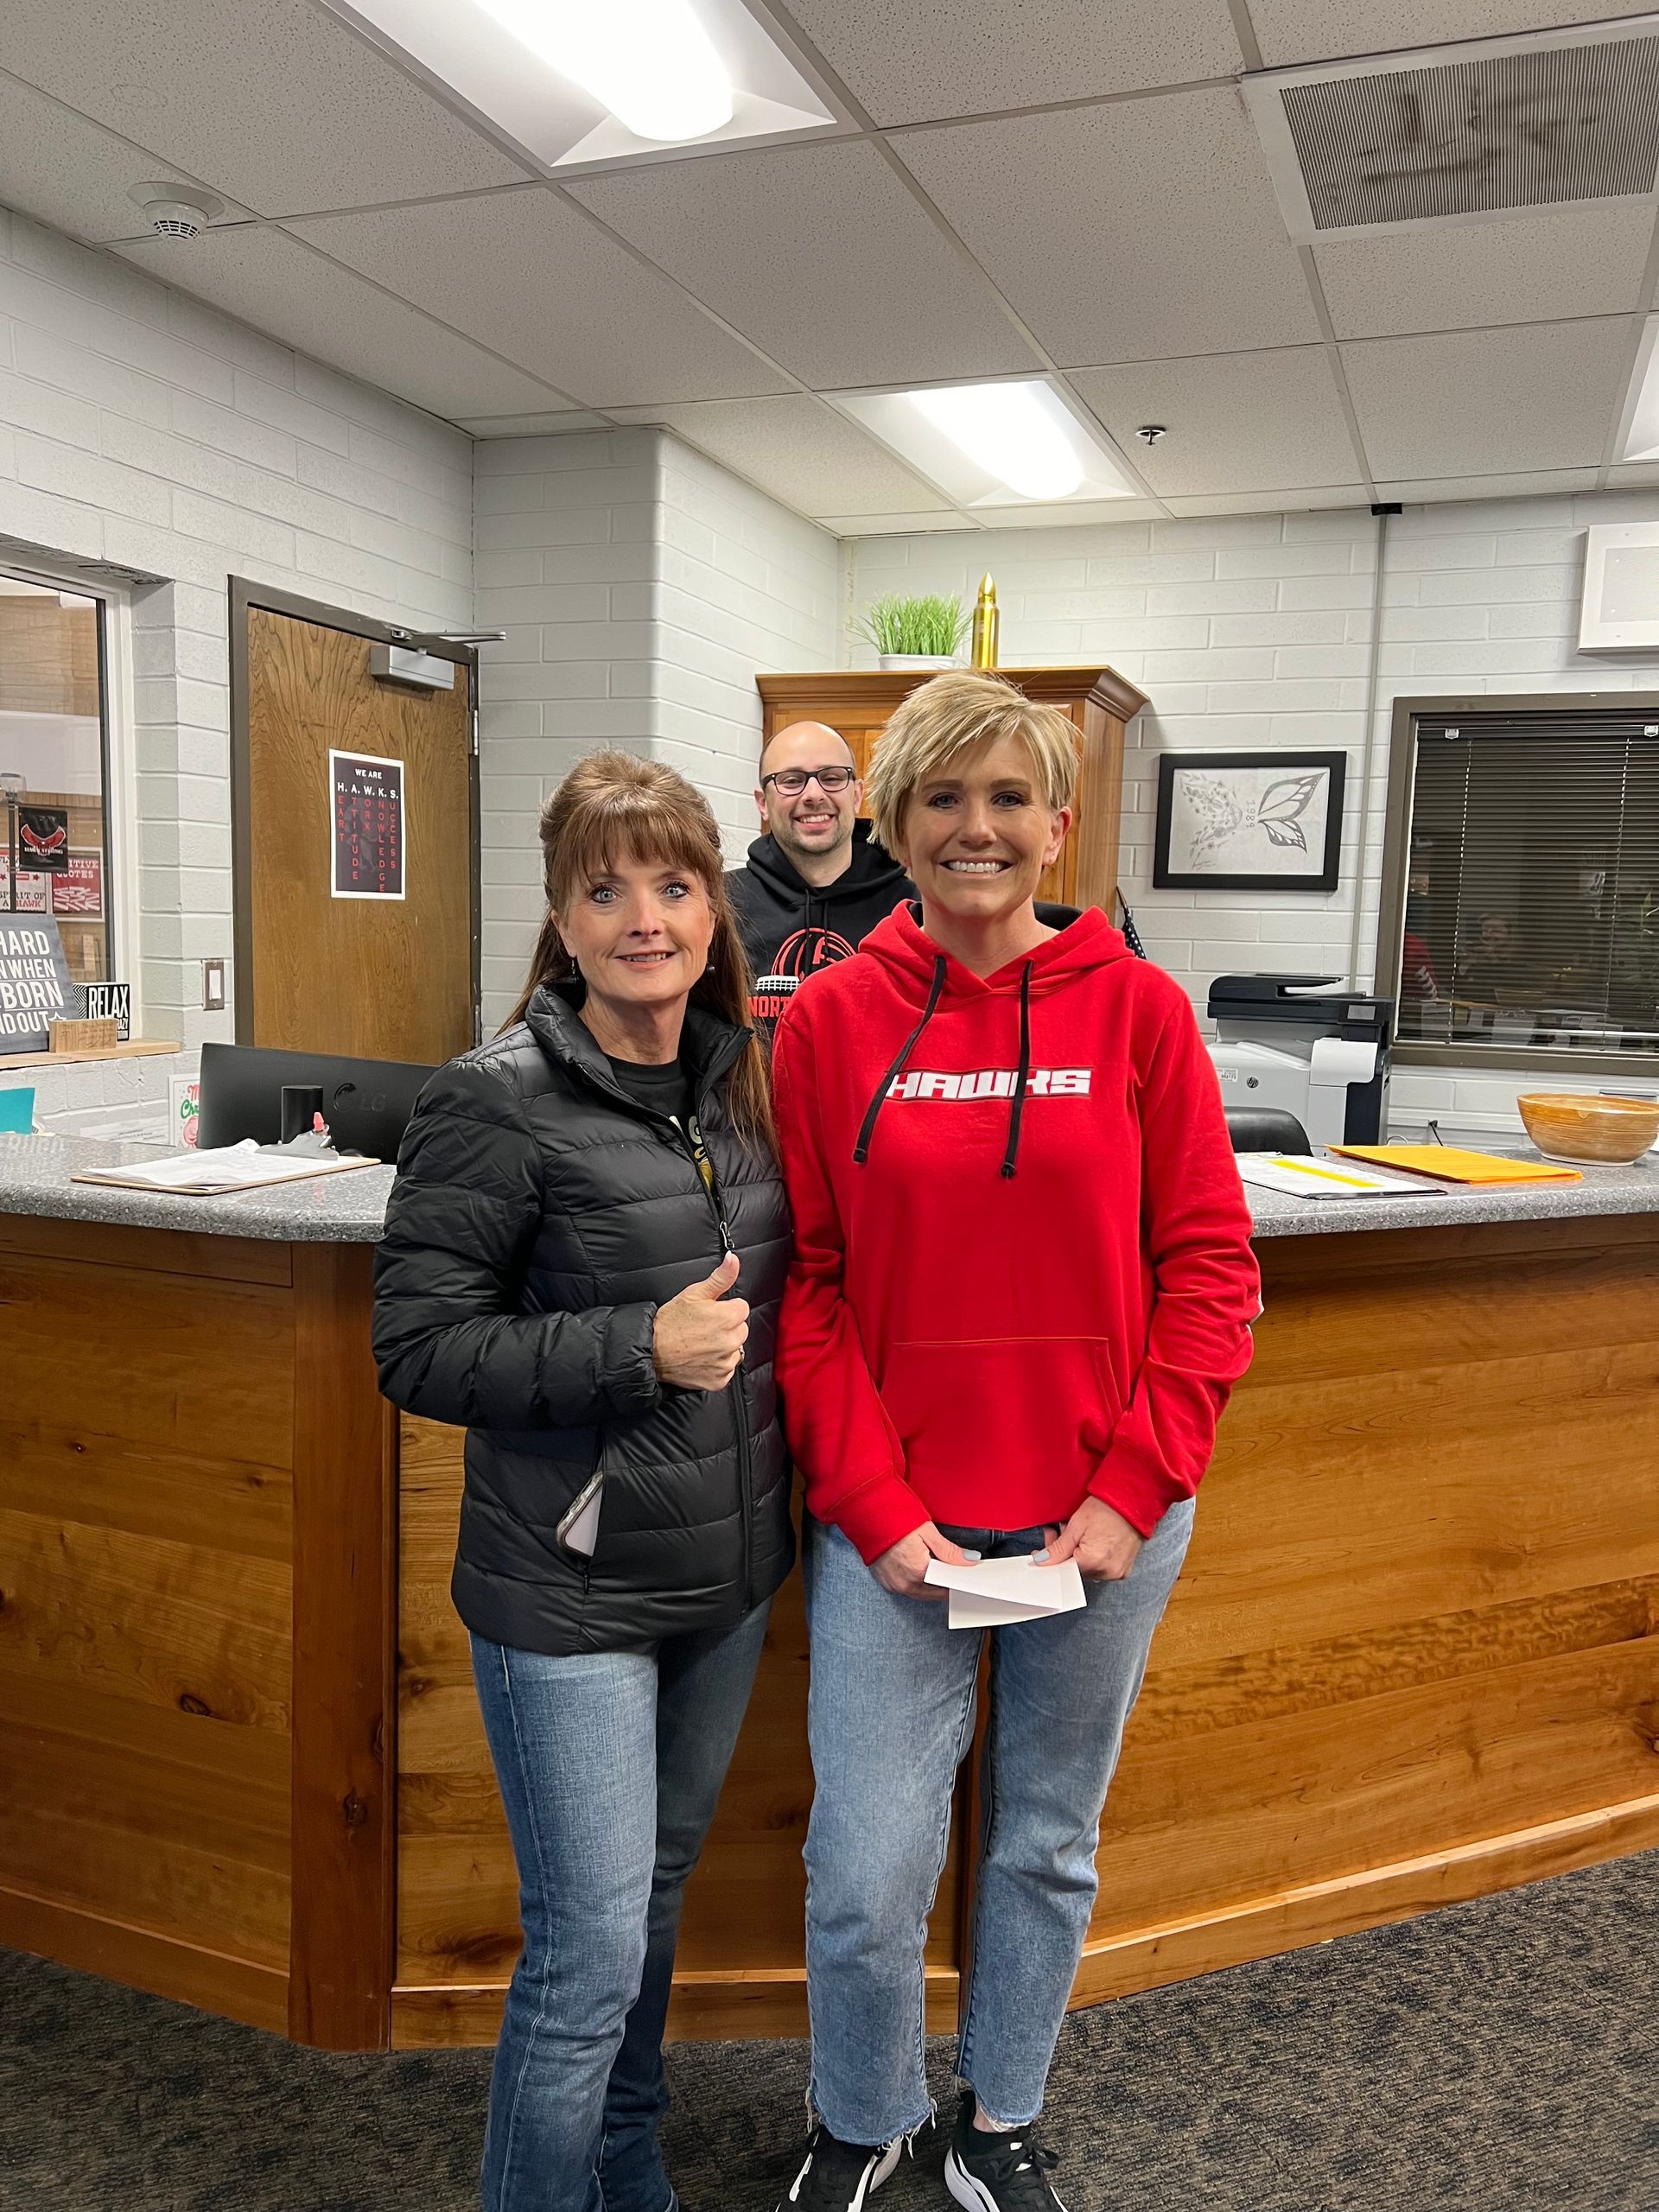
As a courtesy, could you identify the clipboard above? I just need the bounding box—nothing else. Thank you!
[73,1147,382,1198]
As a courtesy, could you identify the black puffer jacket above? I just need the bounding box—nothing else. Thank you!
[372,983,792,1655]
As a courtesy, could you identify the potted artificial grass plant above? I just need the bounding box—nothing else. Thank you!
[856,592,969,670]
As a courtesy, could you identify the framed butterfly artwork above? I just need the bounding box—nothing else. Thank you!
[1152,750,1346,894]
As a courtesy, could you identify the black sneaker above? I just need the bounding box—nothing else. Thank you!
[944,2094,1066,2211]
[776,2125,901,2210]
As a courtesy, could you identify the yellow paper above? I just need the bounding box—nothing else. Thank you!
[1330,1144,1581,1185]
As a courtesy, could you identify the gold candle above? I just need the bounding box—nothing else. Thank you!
[970,573,1000,668]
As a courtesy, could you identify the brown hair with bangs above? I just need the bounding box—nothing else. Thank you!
[505,749,772,1154]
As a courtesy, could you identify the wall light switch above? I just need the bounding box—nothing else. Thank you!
[202,957,226,1012]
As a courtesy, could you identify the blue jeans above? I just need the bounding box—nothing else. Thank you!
[470,1604,771,2212]
[801,1503,1193,2143]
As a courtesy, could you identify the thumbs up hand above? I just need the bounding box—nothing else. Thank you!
[652,1250,750,1391]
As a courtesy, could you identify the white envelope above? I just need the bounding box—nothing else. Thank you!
[924,1554,1087,1629]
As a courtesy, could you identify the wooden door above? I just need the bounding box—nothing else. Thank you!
[236,590,476,1062]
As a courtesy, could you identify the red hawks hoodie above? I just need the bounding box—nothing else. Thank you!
[771,901,1261,1563]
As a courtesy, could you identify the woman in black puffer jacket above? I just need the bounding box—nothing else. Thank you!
[373,751,791,2212]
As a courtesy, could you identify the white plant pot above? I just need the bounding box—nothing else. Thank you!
[877,653,957,671]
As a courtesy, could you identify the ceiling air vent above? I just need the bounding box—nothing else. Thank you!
[1243,15,1659,240]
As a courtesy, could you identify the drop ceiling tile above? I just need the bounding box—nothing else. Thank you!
[1162,487,1370,514]
[0,69,253,246]
[608,398,956,518]
[284,190,790,409]
[1250,1,1659,67]
[1374,468,1599,499]
[1071,348,1359,494]
[567,138,1034,389]
[0,0,526,219]
[1340,320,1630,478]
[1314,204,1656,338]
[893,92,1323,365]
[115,226,567,422]
[782,0,1241,126]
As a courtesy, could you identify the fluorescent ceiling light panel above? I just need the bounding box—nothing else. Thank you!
[912,385,1084,500]
[475,0,731,143]
[1618,314,1659,461]
[337,0,839,168]
[836,380,1139,508]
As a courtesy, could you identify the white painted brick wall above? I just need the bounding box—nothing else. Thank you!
[656,435,839,857]
[474,428,662,1037]
[474,428,838,1034]
[0,201,473,1135]
[849,489,1659,1133]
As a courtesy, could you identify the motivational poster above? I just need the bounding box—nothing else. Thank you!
[330,750,405,900]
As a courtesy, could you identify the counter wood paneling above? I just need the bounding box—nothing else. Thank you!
[0,1198,394,2048]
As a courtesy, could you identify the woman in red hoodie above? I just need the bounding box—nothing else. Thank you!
[769,672,1261,2212]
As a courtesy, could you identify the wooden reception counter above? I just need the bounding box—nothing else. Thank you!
[2,1133,1656,2050]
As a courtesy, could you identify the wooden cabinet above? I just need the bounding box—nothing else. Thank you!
[756,665,1147,913]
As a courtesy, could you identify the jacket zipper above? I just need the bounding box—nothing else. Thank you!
[679,1126,756,1618]
[561,1048,757,1615]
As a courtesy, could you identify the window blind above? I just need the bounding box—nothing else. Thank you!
[1399,710,1659,1061]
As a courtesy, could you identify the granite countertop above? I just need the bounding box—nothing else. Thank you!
[1243,1149,1659,1236]
[0,1132,395,1242]
[1,1130,1657,1247]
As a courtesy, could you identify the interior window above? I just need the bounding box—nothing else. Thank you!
[0,570,114,990]
[1394,709,1659,1065]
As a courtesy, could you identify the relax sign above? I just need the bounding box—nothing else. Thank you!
[0,921,76,1051]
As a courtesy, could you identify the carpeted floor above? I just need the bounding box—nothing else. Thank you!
[3,1852,1656,2212]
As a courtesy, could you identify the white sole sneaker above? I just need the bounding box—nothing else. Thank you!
[943,2145,1066,2212]
[944,2148,998,2210]
[870,2139,903,2196]
[781,2135,905,2211]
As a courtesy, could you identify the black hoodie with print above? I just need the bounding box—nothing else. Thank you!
[726,821,914,1032]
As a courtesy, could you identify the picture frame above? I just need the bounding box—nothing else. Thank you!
[1153,750,1346,893]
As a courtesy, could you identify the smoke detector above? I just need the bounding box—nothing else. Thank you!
[128,182,223,240]
[1243,15,1659,239]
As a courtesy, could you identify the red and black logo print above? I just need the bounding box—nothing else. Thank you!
[769,925,856,979]
[750,925,859,1024]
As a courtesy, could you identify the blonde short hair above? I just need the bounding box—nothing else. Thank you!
[866,670,1079,857]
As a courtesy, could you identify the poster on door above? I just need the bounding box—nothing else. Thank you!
[329,749,405,900]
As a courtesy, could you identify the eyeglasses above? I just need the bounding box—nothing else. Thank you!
[760,766,855,796]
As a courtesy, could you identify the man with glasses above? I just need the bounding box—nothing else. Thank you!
[728,721,912,1034]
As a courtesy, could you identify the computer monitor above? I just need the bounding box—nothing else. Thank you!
[196,1042,437,1160]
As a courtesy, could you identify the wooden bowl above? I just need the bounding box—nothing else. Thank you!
[1516,1091,1659,1166]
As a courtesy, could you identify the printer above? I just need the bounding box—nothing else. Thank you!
[1206,974,1392,1151]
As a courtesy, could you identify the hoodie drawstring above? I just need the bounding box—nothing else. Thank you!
[852,955,947,1165]
[1000,962,1034,1179]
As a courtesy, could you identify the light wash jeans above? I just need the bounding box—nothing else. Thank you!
[470,1604,771,2212]
[801,1502,1193,2144]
